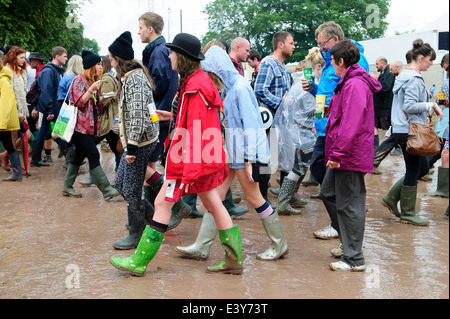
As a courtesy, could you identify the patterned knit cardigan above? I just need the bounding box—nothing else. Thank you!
[119,68,159,155]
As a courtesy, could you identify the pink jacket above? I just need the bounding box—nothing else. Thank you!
[325,64,381,173]
[70,74,99,137]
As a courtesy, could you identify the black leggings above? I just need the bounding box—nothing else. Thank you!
[95,130,120,156]
[71,131,100,170]
[0,131,15,153]
[393,133,429,186]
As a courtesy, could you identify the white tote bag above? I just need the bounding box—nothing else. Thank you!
[52,81,77,142]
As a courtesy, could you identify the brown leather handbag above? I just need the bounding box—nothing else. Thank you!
[405,112,441,156]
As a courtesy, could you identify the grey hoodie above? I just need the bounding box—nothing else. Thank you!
[391,69,429,134]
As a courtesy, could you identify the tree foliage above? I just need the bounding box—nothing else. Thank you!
[203,0,390,63]
[0,0,88,61]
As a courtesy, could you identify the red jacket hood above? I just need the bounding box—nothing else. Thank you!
[182,69,223,109]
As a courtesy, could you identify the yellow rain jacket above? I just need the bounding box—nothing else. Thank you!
[0,66,20,131]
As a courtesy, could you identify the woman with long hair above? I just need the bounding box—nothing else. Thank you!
[381,39,443,226]
[106,32,159,250]
[0,50,24,181]
[176,44,289,262]
[61,50,119,201]
[3,46,28,118]
[1,46,29,168]
[110,33,243,276]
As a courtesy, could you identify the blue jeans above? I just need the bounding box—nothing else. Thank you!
[373,135,397,167]
[35,115,53,142]
[310,136,326,184]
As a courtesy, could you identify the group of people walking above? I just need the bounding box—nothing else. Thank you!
[1,13,448,278]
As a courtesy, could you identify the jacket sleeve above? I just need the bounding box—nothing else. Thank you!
[123,73,151,155]
[181,92,206,185]
[403,77,428,115]
[377,71,395,94]
[0,79,18,130]
[99,75,117,113]
[237,86,263,162]
[328,82,368,164]
[148,50,172,108]
[70,76,90,109]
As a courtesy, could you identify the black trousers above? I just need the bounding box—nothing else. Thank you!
[393,133,429,186]
[0,131,15,153]
[71,131,100,170]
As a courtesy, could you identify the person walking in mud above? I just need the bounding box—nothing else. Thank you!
[61,50,120,201]
[302,21,369,240]
[175,45,289,262]
[110,33,244,276]
[319,40,381,271]
[0,50,24,182]
[138,12,192,229]
[106,31,160,250]
[381,39,443,226]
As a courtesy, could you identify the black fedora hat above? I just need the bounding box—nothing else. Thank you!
[165,33,205,61]
[28,52,44,61]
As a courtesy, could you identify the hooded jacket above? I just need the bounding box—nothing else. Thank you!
[390,68,429,134]
[165,68,227,185]
[201,45,270,165]
[36,62,64,116]
[312,40,369,137]
[0,67,20,131]
[325,64,381,173]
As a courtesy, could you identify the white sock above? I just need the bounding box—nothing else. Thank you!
[287,171,301,182]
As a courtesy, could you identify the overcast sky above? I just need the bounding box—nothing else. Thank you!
[77,0,449,59]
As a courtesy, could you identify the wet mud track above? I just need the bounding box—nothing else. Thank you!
[0,148,448,299]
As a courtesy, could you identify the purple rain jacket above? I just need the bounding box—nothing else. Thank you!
[324,63,382,174]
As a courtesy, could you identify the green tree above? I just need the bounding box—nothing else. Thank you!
[0,0,87,61]
[83,38,100,55]
[203,0,390,63]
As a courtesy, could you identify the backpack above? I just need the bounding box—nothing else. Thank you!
[25,64,59,108]
[26,79,40,106]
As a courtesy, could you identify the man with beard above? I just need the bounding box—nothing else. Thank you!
[254,31,295,204]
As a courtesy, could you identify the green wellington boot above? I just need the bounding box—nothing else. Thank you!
[175,212,218,260]
[257,212,289,261]
[223,188,248,216]
[183,193,203,218]
[381,177,404,218]
[62,164,82,198]
[277,178,302,215]
[206,225,243,275]
[430,167,449,198]
[90,166,120,201]
[110,226,165,276]
[301,173,319,186]
[400,185,429,226]
[270,179,307,208]
[290,175,308,208]
[146,174,192,230]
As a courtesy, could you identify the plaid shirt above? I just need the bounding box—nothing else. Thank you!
[254,56,291,110]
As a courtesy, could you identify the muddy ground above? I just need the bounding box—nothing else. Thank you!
[0,145,448,301]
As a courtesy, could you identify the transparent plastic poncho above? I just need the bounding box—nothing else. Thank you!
[273,72,317,173]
